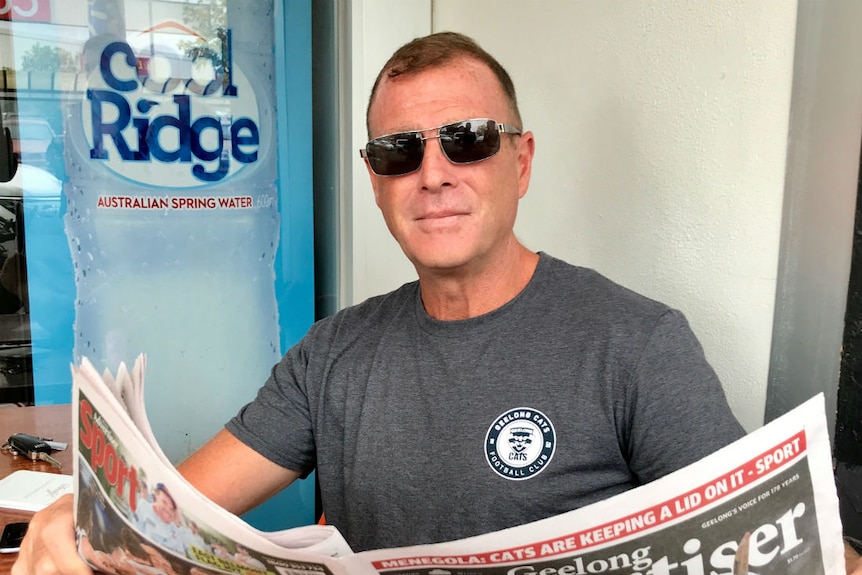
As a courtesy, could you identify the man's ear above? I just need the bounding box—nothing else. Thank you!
[516,130,535,200]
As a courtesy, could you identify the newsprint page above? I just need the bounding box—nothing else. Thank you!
[71,356,846,575]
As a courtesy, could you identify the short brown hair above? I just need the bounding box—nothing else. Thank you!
[366,31,522,136]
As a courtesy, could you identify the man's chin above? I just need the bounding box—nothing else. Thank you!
[409,252,477,276]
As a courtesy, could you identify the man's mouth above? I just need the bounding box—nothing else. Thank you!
[417,209,468,221]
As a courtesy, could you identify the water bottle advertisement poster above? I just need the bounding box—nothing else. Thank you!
[9,0,315,528]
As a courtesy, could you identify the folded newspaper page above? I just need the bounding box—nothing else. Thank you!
[72,355,846,575]
[72,356,353,575]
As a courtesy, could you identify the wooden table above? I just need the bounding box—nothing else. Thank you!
[0,404,72,575]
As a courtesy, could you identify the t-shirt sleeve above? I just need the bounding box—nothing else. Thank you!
[623,309,745,484]
[225,339,317,477]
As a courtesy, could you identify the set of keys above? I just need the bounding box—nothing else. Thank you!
[1,432,67,469]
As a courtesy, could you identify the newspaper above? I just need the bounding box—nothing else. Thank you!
[72,355,847,575]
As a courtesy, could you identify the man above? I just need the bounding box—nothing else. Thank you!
[131,484,190,556]
[14,31,861,574]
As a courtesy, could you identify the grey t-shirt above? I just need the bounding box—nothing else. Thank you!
[227,252,744,551]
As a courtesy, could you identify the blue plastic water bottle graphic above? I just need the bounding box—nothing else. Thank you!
[65,1,281,462]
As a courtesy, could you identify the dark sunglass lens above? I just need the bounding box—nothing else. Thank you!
[439,119,500,164]
[366,134,424,176]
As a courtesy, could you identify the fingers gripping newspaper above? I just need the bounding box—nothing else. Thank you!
[72,355,847,575]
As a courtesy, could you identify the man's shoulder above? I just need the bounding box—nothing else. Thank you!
[305,281,418,339]
[536,252,671,317]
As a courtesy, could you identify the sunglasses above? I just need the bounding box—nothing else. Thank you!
[360,118,522,177]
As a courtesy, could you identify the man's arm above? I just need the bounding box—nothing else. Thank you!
[13,429,299,575]
[177,428,301,514]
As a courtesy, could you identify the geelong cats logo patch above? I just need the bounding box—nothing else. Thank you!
[485,407,556,480]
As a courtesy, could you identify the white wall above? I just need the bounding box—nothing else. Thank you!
[347,1,859,433]
[346,1,430,306]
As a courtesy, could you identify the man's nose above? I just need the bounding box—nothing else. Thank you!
[417,135,454,188]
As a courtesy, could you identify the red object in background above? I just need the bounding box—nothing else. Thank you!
[0,0,52,22]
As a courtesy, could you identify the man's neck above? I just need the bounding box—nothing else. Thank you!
[417,245,540,321]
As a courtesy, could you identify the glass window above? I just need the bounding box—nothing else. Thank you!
[1,0,318,532]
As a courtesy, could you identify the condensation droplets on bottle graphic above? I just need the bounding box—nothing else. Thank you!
[65,0,280,461]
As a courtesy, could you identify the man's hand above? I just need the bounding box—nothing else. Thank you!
[11,494,92,575]
[847,540,862,575]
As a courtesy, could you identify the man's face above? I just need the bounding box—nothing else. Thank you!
[153,489,178,524]
[365,57,534,276]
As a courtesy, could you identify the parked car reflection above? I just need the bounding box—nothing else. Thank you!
[0,164,62,404]
[4,115,57,169]
[0,163,62,315]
